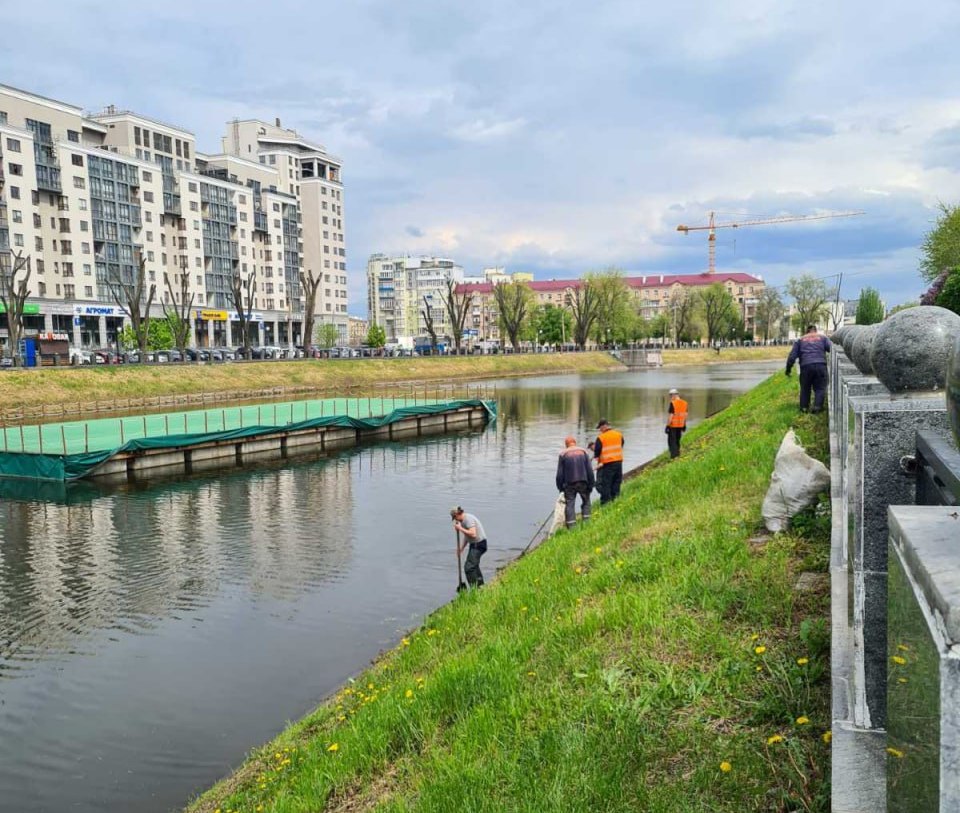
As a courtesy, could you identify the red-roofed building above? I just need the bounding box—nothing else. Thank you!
[454,272,766,343]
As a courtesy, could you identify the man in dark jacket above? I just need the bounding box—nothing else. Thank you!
[786,325,832,413]
[556,436,595,528]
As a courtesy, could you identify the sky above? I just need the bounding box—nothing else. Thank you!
[3,0,960,316]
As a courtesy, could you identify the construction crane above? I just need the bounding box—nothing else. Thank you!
[676,210,865,275]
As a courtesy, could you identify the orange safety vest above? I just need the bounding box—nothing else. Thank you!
[597,428,624,465]
[668,397,688,429]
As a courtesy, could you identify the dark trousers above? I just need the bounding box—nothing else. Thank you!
[563,482,592,527]
[596,462,622,505]
[667,427,684,459]
[799,364,828,412]
[464,539,487,587]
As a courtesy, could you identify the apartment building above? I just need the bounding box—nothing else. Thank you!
[0,83,347,352]
[366,255,464,341]
[455,271,766,343]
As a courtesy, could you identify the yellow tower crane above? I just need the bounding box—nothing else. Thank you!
[676,210,865,275]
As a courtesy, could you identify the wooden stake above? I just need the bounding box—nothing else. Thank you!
[85,423,89,453]
[61,425,67,455]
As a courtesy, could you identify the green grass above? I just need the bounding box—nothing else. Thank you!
[187,373,831,813]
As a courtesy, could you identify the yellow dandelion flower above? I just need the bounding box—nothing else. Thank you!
[756,665,762,672]
[796,716,810,725]
[886,747,904,759]
[719,466,726,471]
[527,671,536,677]
[897,643,910,652]
[767,734,784,745]
[797,657,809,665]
[750,633,760,640]
[898,677,908,684]
[367,682,374,690]
[822,731,832,744]
[534,578,540,584]
[719,761,732,773]
[405,689,414,698]
[594,547,602,554]
[327,743,339,752]
[754,645,767,655]
[574,566,583,574]
[520,606,528,612]
[427,628,438,636]
[891,655,907,665]
[616,560,624,568]
[401,637,410,646]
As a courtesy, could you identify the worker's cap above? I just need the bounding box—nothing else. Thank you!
[449,506,463,518]
[596,418,609,429]
[668,388,679,395]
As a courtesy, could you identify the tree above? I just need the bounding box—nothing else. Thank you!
[698,283,738,343]
[533,304,572,346]
[227,269,256,355]
[588,269,632,346]
[163,271,195,359]
[420,294,440,354]
[921,271,950,306]
[492,280,534,351]
[854,287,885,324]
[118,318,173,351]
[936,270,960,315]
[920,202,960,283]
[0,250,32,366]
[786,274,832,331]
[667,287,698,345]
[888,302,918,316]
[366,323,386,349]
[316,323,340,350]
[299,268,321,349]
[105,252,155,361]
[568,280,599,349]
[754,287,785,342]
[442,279,473,353]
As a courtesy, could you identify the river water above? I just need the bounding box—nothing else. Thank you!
[0,362,776,813]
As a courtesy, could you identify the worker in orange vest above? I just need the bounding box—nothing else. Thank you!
[592,418,624,505]
[666,387,688,459]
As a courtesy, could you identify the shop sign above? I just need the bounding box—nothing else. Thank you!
[0,303,40,314]
[195,309,228,322]
[74,305,117,316]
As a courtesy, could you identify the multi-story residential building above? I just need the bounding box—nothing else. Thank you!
[347,315,368,346]
[0,83,347,353]
[456,271,766,343]
[367,255,463,342]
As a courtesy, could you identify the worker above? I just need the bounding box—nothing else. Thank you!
[555,435,595,528]
[785,325,832,413]
[665,387,688,459]
[592,419,624,505]
[451,506,487,588]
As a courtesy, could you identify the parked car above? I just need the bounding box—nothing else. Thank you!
[70,347,93,365]
[0,356,14,368]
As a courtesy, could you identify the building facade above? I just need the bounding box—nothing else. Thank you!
[455,271,766,343]
[0,83,347,353]
[366,255,464,342]
[347,315,368,346]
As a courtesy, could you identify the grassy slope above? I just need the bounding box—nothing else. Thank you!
[662,346,786,366]
[188,374,830,813]
[0,353,621,412]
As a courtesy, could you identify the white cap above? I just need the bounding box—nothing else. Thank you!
[668,388,679,395]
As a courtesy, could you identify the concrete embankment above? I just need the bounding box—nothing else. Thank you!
[0,352,622,416]
[186,373,832,813]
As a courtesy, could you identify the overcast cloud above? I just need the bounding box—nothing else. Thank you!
[4,0,960,313]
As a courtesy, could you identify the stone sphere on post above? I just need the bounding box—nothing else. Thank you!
[850,324,879,374]
[841,325,864,356]
[870,306,960,393]
[832,326,848,345]
[947,332,960,448]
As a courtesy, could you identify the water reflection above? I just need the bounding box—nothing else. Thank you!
[0,363,775,813]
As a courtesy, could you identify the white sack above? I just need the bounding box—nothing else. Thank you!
[761,429,831,533]
[549,494,567,535]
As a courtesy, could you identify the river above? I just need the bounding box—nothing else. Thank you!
[0,362,776,813]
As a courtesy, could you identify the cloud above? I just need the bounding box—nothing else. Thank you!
[405,226,425,238]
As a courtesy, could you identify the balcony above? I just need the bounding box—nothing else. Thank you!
[254,210,268,232]
[164,193,182,215]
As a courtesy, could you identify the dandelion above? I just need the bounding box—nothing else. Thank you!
[594,547,602,554]
[767,734,784,745]
[886,747,904,759]
[750,633,760,641]
[616,560,624,568]
[797,657,809,665]
[427,629,438,636]
[520,606,528,612]
[796,716,810,725]
[754,645,767,655]
[822,731,832,744]
[367,682,374,690]
[897,643,910,652]
[898,677,908,684]
[574,566,583,574]
[527,671,536,677]
[327,743,339,752]
[719,466,726,471]
[337,715,346,721]
[401,637,410,646]
[891,655,907,665]
[719,761,732,773]
[405,689,414,699]
[756,665,762,672]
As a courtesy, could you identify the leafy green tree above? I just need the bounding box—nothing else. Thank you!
[936,270,960,315]
[531,304,572,346]
[366,323,386,349]
[588,268,633,346]
[887,301,918,316]
[754,287,785,342]
[786,274,832,331]
[854,287,885,324]
[920,203,960,283]
[119,318,173,351]
[316,322,340,350]
[698,283,738,343]
[667,287,699,345]
[493,280,534,351]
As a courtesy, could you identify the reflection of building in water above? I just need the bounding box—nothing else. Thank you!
[0,456,355,679]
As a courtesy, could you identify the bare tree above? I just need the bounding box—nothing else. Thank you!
[754,287,785,342]
[421,294,439,354]
[0,250,32,366]
[299,267,321,352]
[227,269,256,356]
[492,280,533,351]
[667,287,698,345]
[442,279,473,354]
[163,271,195,359]
[106,252,155,360]
[567,281,599,350]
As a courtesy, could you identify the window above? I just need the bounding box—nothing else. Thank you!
[82,242,91,253]
[84,286,93,297]
[134,126,141,146]
[71,154,83,166]
[190,201,198,211]
[73,176,85,189]
[38,282,46,296]
[239,211,247,221]
[147,251,155,262]
[146,231,154,242]
[64,284,75,299]
[67,130,80,143]
[183,142,189,160]
[61,240,72,255]
[35,237,43,251]
[14,234,24,247]
[5,137,20,152]
[175,139,182,157]
[142,170,153,182]
[9,163,22,176]
[12,210,22,223]
[195,257,202,267]
[80,221,88,232]
[143,191,154,202]
[194,239,200,249]
[269,155,276,165]
[79,198,87,211]
[238,194,246,204]
[188,181,197,192]
[272,203,280,212]
[84,264,92,275]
